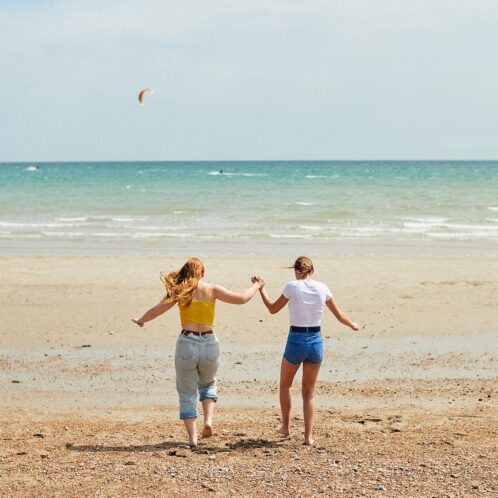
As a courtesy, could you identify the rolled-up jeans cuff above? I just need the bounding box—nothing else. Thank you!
[179,409,197,420]
[198,380,218,402]
[199,393,218,402]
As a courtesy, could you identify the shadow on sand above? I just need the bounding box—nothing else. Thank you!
[66,437,285,454]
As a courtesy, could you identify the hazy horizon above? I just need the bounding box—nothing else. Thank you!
[2,159,498,165]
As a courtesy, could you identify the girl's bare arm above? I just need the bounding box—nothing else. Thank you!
[212,282,261,304]
[326,298,359,330]
[132,300,176,327]
[258,287,289,314]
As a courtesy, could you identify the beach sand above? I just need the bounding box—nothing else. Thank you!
[1,256,497,496]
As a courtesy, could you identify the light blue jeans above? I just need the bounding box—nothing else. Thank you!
[174,333,220,420]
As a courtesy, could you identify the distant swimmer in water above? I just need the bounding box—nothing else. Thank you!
[219,169,223,174]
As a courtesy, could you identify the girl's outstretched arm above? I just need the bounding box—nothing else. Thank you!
[132,300,176,327]
[326,298,359,331]
[257,278,289,314]
[212,281,261,304]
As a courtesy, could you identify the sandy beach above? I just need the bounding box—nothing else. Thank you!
[1,256,497,496]
[3,0,498,495]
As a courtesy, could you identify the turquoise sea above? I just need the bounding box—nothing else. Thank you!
[0,161,497,256]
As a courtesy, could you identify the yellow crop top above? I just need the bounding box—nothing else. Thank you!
[179,286,215,327]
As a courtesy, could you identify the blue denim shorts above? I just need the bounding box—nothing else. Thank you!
[283,330,323,365]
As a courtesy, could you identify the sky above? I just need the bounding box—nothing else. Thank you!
[1,0,497,161]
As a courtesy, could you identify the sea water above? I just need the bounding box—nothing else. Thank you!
[0,161,497,256]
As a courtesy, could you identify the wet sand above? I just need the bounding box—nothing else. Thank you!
[1,256,497,496]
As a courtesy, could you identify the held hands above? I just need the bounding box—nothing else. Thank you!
[132,319,144,328]
[251,275,265,289]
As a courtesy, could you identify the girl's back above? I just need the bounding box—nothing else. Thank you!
[283,279,332,327]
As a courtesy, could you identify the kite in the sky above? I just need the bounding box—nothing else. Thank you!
[138,88,154,106]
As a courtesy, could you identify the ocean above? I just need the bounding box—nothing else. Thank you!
[0,161,497,256]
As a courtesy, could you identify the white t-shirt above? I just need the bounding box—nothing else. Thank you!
[282,279,333,327]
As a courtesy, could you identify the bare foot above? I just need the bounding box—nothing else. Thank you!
[189,438,198,448]
[201,423,213,438]
[276,425,290,438]
[304,438,314,446]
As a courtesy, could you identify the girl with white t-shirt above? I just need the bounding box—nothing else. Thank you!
[256,256,359,446]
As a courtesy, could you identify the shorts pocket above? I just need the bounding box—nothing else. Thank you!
[205,341,220,362]
[287,332,306,344]
[176,340,194,361]
[284,341,305,365]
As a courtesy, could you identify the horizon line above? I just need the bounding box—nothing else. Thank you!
[1,159,498,164]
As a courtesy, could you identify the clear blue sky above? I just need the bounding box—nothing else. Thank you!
[1,0,497,161]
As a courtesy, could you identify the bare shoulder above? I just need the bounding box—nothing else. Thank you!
[210,283,237,301]
[204,282,221,291]
[202,282,219,300]
[210,283,225,294]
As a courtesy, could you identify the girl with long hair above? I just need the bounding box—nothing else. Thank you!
[133,257,262,447]
[255,256,359,446]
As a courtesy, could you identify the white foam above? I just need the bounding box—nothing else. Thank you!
[347,227,389,233]
[269,234,312,239]
[487,207,498,212]
[341,228,381,238]
[442,223,498,231]
[0,221,73,228]
[305,175,327,179]
[41,231,122,238]
[0,217,149,229]
[130,232,192,239]
[208,171,266,177]
[428,232,498,239]
[112,217,145,222]
[285,202,316,206]
[400,223,435,233]
[55,217,87,222]
[39,231,193,239]
[64,215,142,223]
[342,226,433,237]
[122,225,186,231]
[25,165,39,172]
[399,216,448,224]
[0,233,42,239]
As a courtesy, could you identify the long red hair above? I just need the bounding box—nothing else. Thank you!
[160,258,205,306]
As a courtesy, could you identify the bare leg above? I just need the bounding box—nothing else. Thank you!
[302,361,321,446]
[182,418,197,448]
[277,358,300,438]
[201,398,215,438]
